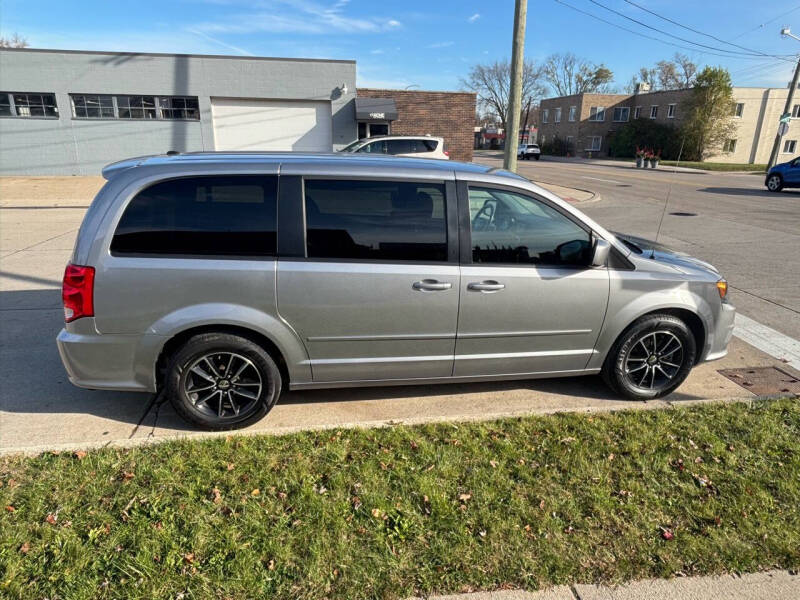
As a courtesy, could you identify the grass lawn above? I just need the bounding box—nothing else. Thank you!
[657,161,766,172]
[2,399,799,599]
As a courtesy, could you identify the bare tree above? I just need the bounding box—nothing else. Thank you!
[461,60,546,130]
[0,33,29,48]
[542,52,614,96]
[673,53,698,87]
[656,60,681,90]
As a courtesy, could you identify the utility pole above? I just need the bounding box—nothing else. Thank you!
[768,27,800,169]
[503,0,527,172]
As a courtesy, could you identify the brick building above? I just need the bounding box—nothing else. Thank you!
[357,88,476,162]
[538,84,800,164]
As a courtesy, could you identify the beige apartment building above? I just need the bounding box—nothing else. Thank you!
[538,85,800,164]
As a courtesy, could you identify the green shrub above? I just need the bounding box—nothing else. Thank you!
[607,118,683,160]
[540,135,575,156]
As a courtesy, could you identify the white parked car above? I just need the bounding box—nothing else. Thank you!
[518,143,541,160]
[340,136,449,160]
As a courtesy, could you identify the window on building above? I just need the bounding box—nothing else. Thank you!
[116,95,158,119]
[634,106,642,119]
[541,109,549,124]
[554,107,562,123]
[735,103,745,118]
[612,107,630,122]
[667,104,676,118]
[588,106,605,121]
[304,179,447,262]
[159,96,200,120]
[586,136,602,151]
[468,187,591,267]
[568,105,577,121]
[0,92,58,118]
[70,94,201,120]
[782,139,797,153]
[792,104,800,118]
[650,105,658,119]
[111,176,278,257]
[723,139,737,153]
[72,95,115,118]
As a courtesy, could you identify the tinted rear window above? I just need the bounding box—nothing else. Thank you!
[111,176,277,256]
[304,179,447,261]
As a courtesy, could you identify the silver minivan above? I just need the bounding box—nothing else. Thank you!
[58,152,735,429]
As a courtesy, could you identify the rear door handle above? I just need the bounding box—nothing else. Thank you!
[413,279,453,292]
[467,280,505,292]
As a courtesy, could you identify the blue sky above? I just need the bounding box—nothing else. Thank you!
[2,0,799,92]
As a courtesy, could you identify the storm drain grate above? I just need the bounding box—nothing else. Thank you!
[718,366,800,396]
[669,211,698,216]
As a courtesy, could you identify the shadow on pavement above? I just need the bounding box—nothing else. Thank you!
[699,187,800,197]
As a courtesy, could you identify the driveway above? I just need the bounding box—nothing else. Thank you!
[0,176,797,454]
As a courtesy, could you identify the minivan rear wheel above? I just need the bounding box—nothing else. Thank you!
[166,333,281,429]
[602,314,696,400]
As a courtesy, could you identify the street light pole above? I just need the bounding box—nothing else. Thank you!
[503,0,527,172]
[768,27,800,169]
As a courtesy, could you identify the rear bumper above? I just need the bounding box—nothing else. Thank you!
[702,301,736,363]
[57,324,163,392]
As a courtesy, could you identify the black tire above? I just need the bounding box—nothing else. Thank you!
[766,173,783,192]
[166,332,282,430]
[602,314,696,400]
[533,154,540,160]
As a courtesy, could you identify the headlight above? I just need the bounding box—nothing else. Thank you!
[716,279,728,300]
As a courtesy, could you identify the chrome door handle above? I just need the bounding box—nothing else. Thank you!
[413,279,452,291]
[467,280,505,292]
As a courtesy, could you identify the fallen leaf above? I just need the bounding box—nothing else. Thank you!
[560,437,576,444]
[478,530,486,537]
[489,460,498,468]
[211,487,222,504]
[226,463,235,471]
[4,505,14,512]
[267,559,275,571]
[607,453,615,461]
[410,440,419,450]
[661,528,674,541]
[524,524,532,532]
[73,450,87,460]
[45,513,57,525]
[251,489,260,496]
[695,457,704,464]
[458,493,472,502]
[183,553,195,564]
[121,471,134,482]
[371,508,383,519]
[19,542,30,554]
[278,491,287,500]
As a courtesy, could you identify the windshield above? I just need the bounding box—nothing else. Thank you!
[340,140,366,153]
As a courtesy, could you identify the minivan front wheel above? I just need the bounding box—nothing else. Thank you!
[166,333,281,429]
[602,314,696,400]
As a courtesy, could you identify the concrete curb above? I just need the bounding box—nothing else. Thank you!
[0,392,766,457]
[533,179,602,205]
[412,569,800,599]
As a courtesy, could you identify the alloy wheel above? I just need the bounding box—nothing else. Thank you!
[623,331,684,392]
[183,352,263,419]
[767,175,781,191]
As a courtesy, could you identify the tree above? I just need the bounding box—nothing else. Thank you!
[632,54,698,91]
[680,66,736,160]
[542,53,614,96]
[0,33,29,48]
[461,60,546,130]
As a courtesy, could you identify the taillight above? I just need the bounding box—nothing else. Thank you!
[444,150,450,157]
[62,263,95,322]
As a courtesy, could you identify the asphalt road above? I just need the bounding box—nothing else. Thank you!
[475,153,800,340]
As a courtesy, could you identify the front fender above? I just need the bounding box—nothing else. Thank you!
[145,303,311,384]
[587,277,714,370]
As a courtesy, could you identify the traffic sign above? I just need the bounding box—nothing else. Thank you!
[779,121,790,137]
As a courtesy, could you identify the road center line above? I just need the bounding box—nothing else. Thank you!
[580,175,622,184]
[734,313,800,370]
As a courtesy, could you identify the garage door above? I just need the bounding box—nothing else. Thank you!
[211,98,332,152]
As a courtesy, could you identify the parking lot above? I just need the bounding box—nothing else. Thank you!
[2,174,797,454]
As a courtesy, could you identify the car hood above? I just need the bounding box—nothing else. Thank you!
[612,231,720,276]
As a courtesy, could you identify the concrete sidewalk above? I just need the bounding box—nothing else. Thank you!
[419,569,799,600]
[473,151,711,174]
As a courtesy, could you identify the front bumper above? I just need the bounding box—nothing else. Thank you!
[702,301,736,362]
[57,322,163,392]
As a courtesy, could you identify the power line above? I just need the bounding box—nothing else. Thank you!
[622,0,795,59]
[731,4,800,41]
[586,0,795,61]
[553,0,795,61]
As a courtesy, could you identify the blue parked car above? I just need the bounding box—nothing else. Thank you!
[765,157,800,191]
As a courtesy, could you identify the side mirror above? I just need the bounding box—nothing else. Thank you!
[591,238,611,267]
